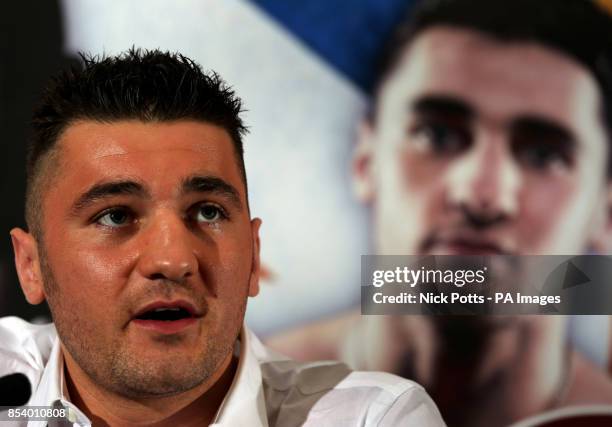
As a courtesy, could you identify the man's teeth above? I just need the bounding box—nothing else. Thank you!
[153,307,181,312]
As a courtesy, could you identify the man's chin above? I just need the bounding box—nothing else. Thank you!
[109,354,212,398]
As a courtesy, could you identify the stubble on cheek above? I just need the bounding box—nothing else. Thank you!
[38,244,121,390]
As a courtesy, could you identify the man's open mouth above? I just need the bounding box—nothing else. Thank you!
[131,300,202,334]
[135,307,193,321]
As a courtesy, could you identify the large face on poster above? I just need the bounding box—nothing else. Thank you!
[357,27,609,258]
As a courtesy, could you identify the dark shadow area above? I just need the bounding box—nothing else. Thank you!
[0,1,77,319]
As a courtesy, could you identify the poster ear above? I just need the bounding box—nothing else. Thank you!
[352,121,376,204]
[589,183,612,254]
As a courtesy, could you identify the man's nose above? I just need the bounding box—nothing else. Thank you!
[446,132,521,223]
[136,211,199,283]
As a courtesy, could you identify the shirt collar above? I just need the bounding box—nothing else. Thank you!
[27,336,90,427]
[27,324,267,427]
[211,326,268,426]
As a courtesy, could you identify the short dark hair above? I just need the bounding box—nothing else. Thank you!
[26,48,248,236]
[373,0,612,173]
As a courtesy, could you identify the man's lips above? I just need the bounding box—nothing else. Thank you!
[132,299,203,320]
[129,299,205,335]
[425,237,510,255]
[132,317,199,335]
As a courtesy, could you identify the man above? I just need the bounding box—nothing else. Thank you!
[0,49,444,426]
[267,0,612,425]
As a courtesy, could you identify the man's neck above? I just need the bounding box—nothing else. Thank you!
[410,316,568,426]
[62,349,238,427]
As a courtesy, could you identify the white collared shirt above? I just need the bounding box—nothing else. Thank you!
[0,316,445,426]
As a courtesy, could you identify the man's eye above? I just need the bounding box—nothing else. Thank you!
[513,143,572,172]
[196,204,225,223]
[409,122,471,155]
[511,120,574,173]
[95,208,132,227]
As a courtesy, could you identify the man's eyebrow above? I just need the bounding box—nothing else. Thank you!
[511,116,576,146]
[181,175,243,209]
[411,95,475,118]
[71,181,148,214]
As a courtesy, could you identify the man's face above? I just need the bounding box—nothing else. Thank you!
[355,27,610,256]
[21,120,260,397]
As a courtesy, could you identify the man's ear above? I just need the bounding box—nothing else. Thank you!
[352,120,377,204]
[248,218,262,297]
[10,228,46,305]
[589,182,612,253]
